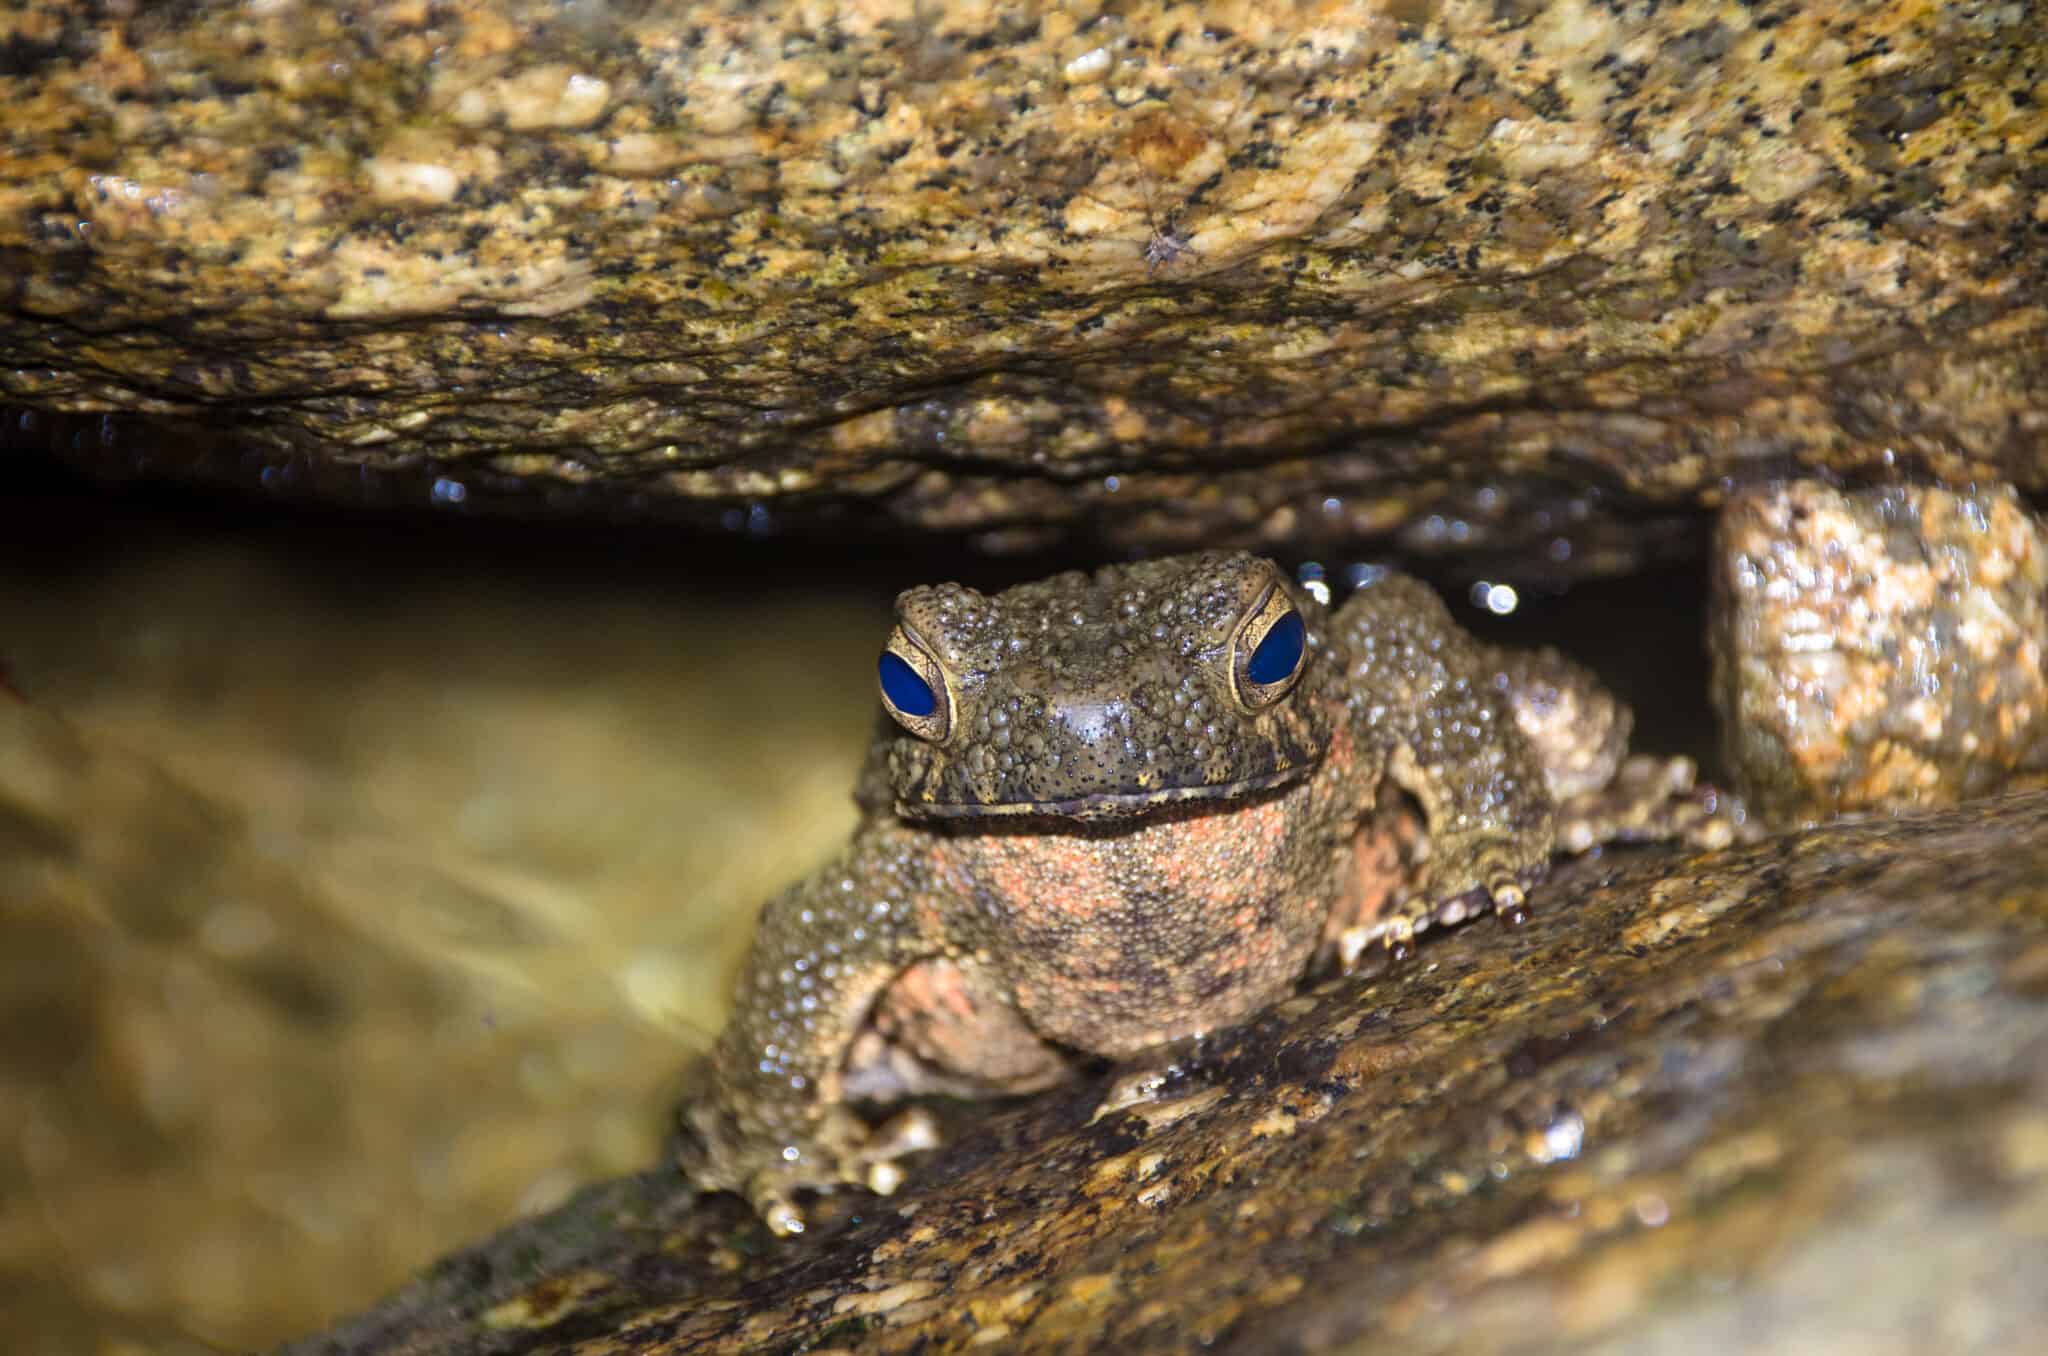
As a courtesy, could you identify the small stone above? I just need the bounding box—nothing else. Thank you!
[1710,481,2048,828]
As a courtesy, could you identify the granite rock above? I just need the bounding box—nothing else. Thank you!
[1711,480,2048,828]
[4,1,2045,563]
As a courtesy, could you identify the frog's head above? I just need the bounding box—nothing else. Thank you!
[876,552,1334,822]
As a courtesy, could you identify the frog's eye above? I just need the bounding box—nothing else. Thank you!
[1248,611,1305,685]
[1232,586,1308,708]
[878,626,951,740]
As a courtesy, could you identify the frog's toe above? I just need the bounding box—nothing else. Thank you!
[1332,863,1537,971]
[756,1184,810,1237]
[681,1096,913,1235]
[755,1106,944,1226]
[1333,921,1376,972]
[1330,912,1410,972]
[859,1106,943,1194]
[1433,871,1539,928]
[1092,1064,1183,1120]
[1419,835,1547,910]
[1335,898,1436,969]
[683,1133,820,1236]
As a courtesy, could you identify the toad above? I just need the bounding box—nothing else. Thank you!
[681,552,1733,1233]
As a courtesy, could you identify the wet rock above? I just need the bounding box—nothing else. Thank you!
[286,791,2048,1355]
[4,2,2046,565]
[1711,481,2048,829]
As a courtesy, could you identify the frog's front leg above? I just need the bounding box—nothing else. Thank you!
[1327,576,1557,958]
[678,820,945,1235]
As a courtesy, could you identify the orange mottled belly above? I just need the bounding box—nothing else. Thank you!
[929,779,1344,1057]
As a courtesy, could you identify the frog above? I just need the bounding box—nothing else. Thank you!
[679,552,1736,1234]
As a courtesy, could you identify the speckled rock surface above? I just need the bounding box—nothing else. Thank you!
[5,1,2046,562]
[285,790,2048,1356]
[1712,481,2048,828]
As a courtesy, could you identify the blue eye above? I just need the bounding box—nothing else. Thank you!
[1246,610,1305,686]
[879,650,937,717]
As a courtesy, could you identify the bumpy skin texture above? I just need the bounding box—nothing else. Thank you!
[681,553,1715,1233]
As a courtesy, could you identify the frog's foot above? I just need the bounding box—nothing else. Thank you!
[1090,1062,1187,1123]
[1333,840,1547,972]
[850,1106,944,1199]
[1555,754,1761,854]
[679,1101,940,1237]
[1419,831,1550,921]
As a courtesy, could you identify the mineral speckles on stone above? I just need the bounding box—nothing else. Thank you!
[1062,46,1113,86]
[445,65,614,132]
[362,132,503,209]
[1710,480,2048,828]
[3,2,2045,553]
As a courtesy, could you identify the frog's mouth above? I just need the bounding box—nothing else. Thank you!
[896,764,1313,823]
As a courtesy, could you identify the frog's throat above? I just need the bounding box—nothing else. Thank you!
[894,763,1313,823]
